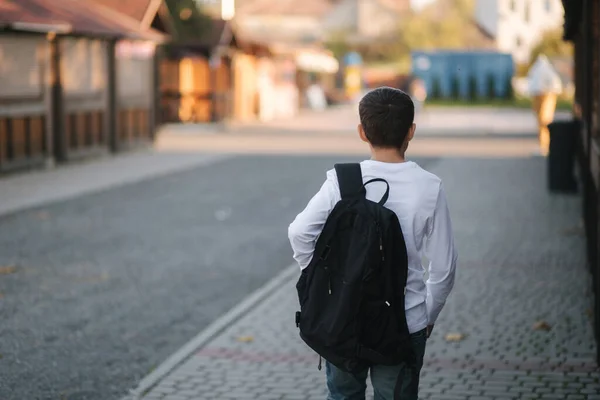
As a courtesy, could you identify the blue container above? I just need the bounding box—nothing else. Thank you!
[411,51,514,100]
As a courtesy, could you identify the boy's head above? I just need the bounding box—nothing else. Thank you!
[358,87,416,153]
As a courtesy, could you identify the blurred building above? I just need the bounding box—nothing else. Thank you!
[234,0,334,43]
[0,0,164,173]
[475,0,564,64]
[232,0,340,112]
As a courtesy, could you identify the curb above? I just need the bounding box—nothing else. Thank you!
[123,264,299,399]
[0,152,231,219]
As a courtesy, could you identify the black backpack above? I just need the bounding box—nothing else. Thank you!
[295,163,414,374]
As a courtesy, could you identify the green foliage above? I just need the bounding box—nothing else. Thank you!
[398,0,480,52]
[338,0,480,64]
[529,28,573,68]
[325,30,353,60]
[425,97,573,111]
[515,63,530,77]
[164,0,212,43]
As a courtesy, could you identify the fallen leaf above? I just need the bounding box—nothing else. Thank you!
[236,336,254,343]
[532,321,552,331]
[75,270,110,284]
[445,333,467,342]
[37,211,50,220]
[0,293,4,299]
[0,266,17,275]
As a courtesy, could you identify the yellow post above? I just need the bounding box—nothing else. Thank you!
[345,66,362,100]
[532,93,557,156]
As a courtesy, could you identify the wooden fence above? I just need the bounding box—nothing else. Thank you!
[0,32,158,173]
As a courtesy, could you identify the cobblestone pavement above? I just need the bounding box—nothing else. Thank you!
[137,156,599,400]
[5,154,409,400]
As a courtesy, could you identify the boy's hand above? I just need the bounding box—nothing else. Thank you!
[426,324,434,338]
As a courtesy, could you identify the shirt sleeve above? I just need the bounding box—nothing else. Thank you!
[288,172,338,270]
[424,183,458,324]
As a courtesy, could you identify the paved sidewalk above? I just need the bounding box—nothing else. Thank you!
[0,151,229,217]
[128,155,599,400]
[185,106,569,136]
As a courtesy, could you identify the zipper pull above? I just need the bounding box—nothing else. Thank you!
[379,237,385,261]
[325,266,332,294]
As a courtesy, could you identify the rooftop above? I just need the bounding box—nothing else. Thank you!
[0,0,165,40]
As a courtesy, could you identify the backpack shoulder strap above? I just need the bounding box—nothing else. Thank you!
[334,163,365,200]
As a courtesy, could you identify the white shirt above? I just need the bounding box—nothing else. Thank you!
[288,160,458,333]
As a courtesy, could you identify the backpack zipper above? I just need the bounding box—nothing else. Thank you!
[375,222,385,262]
[324,266,332,295]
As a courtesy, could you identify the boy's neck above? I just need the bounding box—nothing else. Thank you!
[370,147,406,163]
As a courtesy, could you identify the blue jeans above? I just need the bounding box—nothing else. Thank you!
[326,329,427,400]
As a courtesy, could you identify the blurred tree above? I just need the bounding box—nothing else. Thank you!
[399,0,474,51]
[163,0,212,43]
[325,29,353,60]
[398,0,492,52]
[515,63,530,77]
[332,0,490,65]
[528,28,573,67]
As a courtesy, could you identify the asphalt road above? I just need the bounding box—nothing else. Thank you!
[0,154,435,400]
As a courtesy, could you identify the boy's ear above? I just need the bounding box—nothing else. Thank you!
[406,123,416,142]
[358,124,369,143]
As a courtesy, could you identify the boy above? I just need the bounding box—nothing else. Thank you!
[288,87,458,400]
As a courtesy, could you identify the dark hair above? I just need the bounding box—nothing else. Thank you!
[358,87,414,149]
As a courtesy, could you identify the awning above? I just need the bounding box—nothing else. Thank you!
[295,50,339,74]
[0,0,166,41]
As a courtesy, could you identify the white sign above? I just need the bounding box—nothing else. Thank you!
[527,55,563,95]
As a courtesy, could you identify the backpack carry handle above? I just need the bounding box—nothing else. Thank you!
[364,178,390,205]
